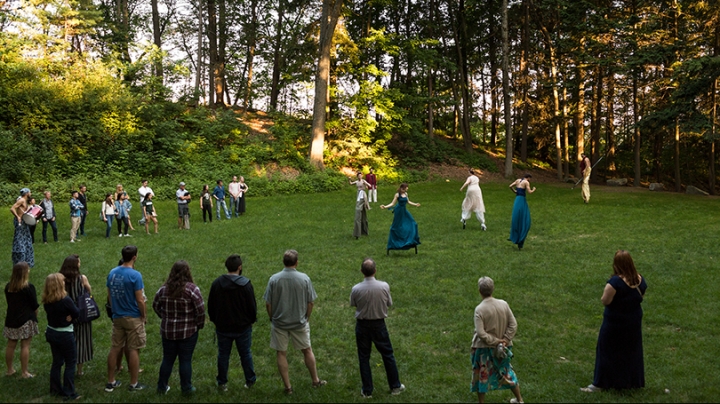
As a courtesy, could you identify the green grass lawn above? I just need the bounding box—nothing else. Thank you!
[0,180,717,403]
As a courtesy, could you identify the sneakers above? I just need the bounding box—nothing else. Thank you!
[105,380,122,392]
[481,224,487,231]
[390,384,405,395]
[510,399,524,403]
[182,386,196,395]
[244,381,255,389]
[217,383,228,392]
[124,234,132,237]
[157,385,170,395]
[580,384,601,393]
[128,383,147,391]
[361,389,372,399]
[118,234,123,237]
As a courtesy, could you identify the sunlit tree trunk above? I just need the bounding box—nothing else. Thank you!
[193,0,203,105]
[563,86,570,178]
[502,0,512,177]
[633,74,641,186]
[519,0,529,162]
[270,0,285,110]
[591,66,603,180]
[243,0,257,110]
[217,0,227,105]
[207,0,218,106]
[540,25,561,180]
[310,0,343,169]
[151,0,162,83]
[606,71,616,174]
[575,64,586,179]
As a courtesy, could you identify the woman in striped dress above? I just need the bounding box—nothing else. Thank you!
[59,255,93,376]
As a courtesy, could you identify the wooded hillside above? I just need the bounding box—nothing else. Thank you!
[1,0,718,194]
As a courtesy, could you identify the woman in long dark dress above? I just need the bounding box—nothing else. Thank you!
[11,188,34,267]
[581,250,647,393]
[237,176,249,215]
[59,255,94,376]
[508,174,535,250]
[380,183,420,254]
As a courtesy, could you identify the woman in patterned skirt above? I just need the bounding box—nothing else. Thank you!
[4,261,39,378]
[10,188,34,267]
[59,255,94,376]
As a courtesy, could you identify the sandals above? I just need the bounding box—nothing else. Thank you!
[580,384,602,393]
[312,380,327,388]
[284,387,294,395]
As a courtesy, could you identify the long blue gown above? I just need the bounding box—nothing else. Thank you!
[386,196,420,251]
[508,188,531,249]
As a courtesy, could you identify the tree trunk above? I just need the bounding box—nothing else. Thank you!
[633,74,641,186]
[151,0,162,83]
[591,66,603,180]
[575,65,586,179]
[193,0,203,105]
[207,0,218,106]
[427,0,434,137]
[452,0,472,152]
[519,0,530,162]
[674,117,681,192]
[563,86,570,178]
[502,0,512,177]
[606,71,616,174]
[270,0,285,110]
[309,0,344,169]
[243,0,258,110]
[488,2,498,146]
[539,25,562,180]
[216,0,226,106]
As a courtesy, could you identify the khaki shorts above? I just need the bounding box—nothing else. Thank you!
[111,317,146,350]
[270,322,311,351]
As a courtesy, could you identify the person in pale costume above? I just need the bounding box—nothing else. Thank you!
[580,153,591,204]
[460,169,487,231]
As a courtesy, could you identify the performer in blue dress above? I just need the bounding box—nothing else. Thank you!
[508,174,535,250]
[380,183,420,254]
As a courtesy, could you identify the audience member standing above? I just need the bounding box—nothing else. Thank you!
[40,191,59,244]
[11,188,34,267]
[470,277,523,404]
[105,245,147,392]
[200,185,213,223]
[350,258,405,398]
[366,168,377,203]
[4,262,39,378]
[69,191,84,243]
[42,273,80,400]
[153,260,205,395]
[114,192,131,237]
[142,193,159,234]
[138,180,154,226]
[213,180,231,220]
[77,185,88,237]
[101,194,116,239]
[263,250,326,394]
[27,198,40,244]
[349,172,371,239]
[59,255,94,377]
[176,182,191,229]
[237,177,249,215]
[228,176,241,218]
[581,250,647,393]
[208,254,257,391]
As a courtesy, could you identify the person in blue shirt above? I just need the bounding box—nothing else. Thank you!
[69,191,84,243]
[213,180,231,220]
[105,245,147,392]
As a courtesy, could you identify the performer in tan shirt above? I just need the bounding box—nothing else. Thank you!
[470,277,524,404]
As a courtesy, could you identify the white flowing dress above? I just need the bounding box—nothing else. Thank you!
[461,175,486,222]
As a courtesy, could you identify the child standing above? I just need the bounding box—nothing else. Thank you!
[142,193,159,234]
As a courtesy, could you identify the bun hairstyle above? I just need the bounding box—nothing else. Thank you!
[523,174,532,179]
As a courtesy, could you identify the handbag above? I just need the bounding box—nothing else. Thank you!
[76,289,101,323]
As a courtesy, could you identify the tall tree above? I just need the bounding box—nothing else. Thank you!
[502,0,512,177]
[310,0,344,169]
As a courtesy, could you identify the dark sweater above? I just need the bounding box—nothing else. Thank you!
[44,296,79,329]
[208,274,257,333]
[4,284,39,328]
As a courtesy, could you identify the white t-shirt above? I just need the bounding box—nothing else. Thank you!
[228,181,240,197]
[176,188,189,204]
[139,186,154,203]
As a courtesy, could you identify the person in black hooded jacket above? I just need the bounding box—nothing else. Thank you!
[208,254,257,391]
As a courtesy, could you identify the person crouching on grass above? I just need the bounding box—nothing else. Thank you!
[42,273,80,400]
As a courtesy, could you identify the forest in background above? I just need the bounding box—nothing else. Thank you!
[0,0,719,202]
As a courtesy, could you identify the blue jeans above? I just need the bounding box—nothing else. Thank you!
[216,199,230,219]
[46,328,78,399]
[356,319,401,395]
[105,215,114,238]
[158,332,199,393]
[42,219,58,242]
[229,196,240,217]
[216,328,256,385]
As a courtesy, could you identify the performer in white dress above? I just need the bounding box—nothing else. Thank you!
[460,169,487,231]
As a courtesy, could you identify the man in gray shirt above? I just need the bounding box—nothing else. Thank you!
[350,258,405,398]
[263,250,326,394]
